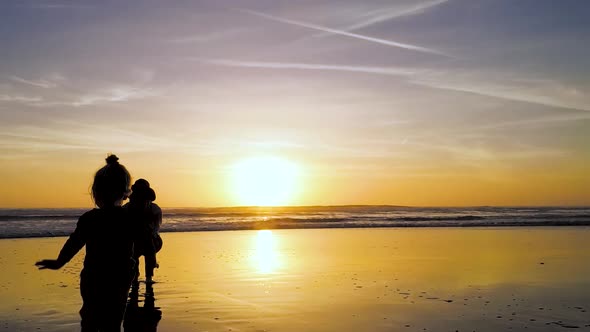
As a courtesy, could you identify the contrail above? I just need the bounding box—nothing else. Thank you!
[197,57,589,112]
[196,58,417,76]
[340,0,450,32]
[415,80,590,112]
[234,8,449,57]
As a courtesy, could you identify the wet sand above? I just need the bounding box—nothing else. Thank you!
[2,227,590,331]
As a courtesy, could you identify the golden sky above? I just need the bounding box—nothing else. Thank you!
[0,1,589,207]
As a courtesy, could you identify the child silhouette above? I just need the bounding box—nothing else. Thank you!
[125,179,163,286]
[36,154,135,331]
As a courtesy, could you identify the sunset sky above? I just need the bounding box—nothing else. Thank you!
[1,0,589,208]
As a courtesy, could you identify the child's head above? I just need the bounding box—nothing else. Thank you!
[130,178,156,203]
[91,154,131,208]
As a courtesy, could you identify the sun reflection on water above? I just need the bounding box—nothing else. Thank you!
[253,230,282,274]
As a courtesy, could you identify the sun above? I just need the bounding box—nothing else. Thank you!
[230,156,300,206]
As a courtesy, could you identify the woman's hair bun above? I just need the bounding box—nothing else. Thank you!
[105,154,120,165]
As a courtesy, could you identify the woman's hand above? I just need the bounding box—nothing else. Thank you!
[35,259,64,270]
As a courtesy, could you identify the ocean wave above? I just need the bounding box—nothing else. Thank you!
[0,207,589,239]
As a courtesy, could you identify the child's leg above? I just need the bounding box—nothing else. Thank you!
[80,323,99,332]
[145,253,157,279]
[131,254,140,286]
[80,271,131,332]
[80,274,100,331]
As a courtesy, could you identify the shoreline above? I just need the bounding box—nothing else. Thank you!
[2,223,590,240]
[2,204,590,209]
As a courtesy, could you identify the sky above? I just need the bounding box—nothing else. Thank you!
[1,0,589,208]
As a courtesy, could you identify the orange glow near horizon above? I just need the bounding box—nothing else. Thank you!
[0,153,589,208]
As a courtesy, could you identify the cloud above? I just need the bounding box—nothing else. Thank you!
[197,58,417,76]
[0,94,43,103]
[414,74,590,112]
[169,28,245,44]
[474,113,590,131]
[196,57,590,112]
[0,120,225,157]
[317,0,450,36]
[22,3,92,10]
[237,140,305,149]
[0,124,171,153]
[71,86,157,107]
[234,8,450,57]
[10,76,59,89]
[0,84,157,108]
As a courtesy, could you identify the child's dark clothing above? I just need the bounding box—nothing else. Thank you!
[125,202,162,282]
[57,207,135,331]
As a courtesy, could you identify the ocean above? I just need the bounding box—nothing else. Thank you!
[0,206,589,239]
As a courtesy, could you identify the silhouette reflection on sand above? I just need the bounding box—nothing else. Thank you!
[124,282,162,331]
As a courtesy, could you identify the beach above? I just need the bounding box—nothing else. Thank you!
[2,227,590,331]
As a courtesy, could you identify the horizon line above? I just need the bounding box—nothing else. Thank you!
[1,204,588,210]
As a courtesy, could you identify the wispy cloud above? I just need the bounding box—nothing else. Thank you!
[71,86,157,107]
[415,75,590,112]
[22,3,92,10]
[234,8,450,57]
[0,94,43,103]
[317,0,450,36]
[0,125,170,153]
[474,113,590,131]
[197,56,590,112]
[169,28,245,44]
[197,58,417,76]
[0,84,157,108]
[10,76,60,89]
[236,140,305,149]
[0,121,222,156]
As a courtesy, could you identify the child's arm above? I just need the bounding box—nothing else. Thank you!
[148,203,163,232]
[35,214,89,270]
[155,204,162,227]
